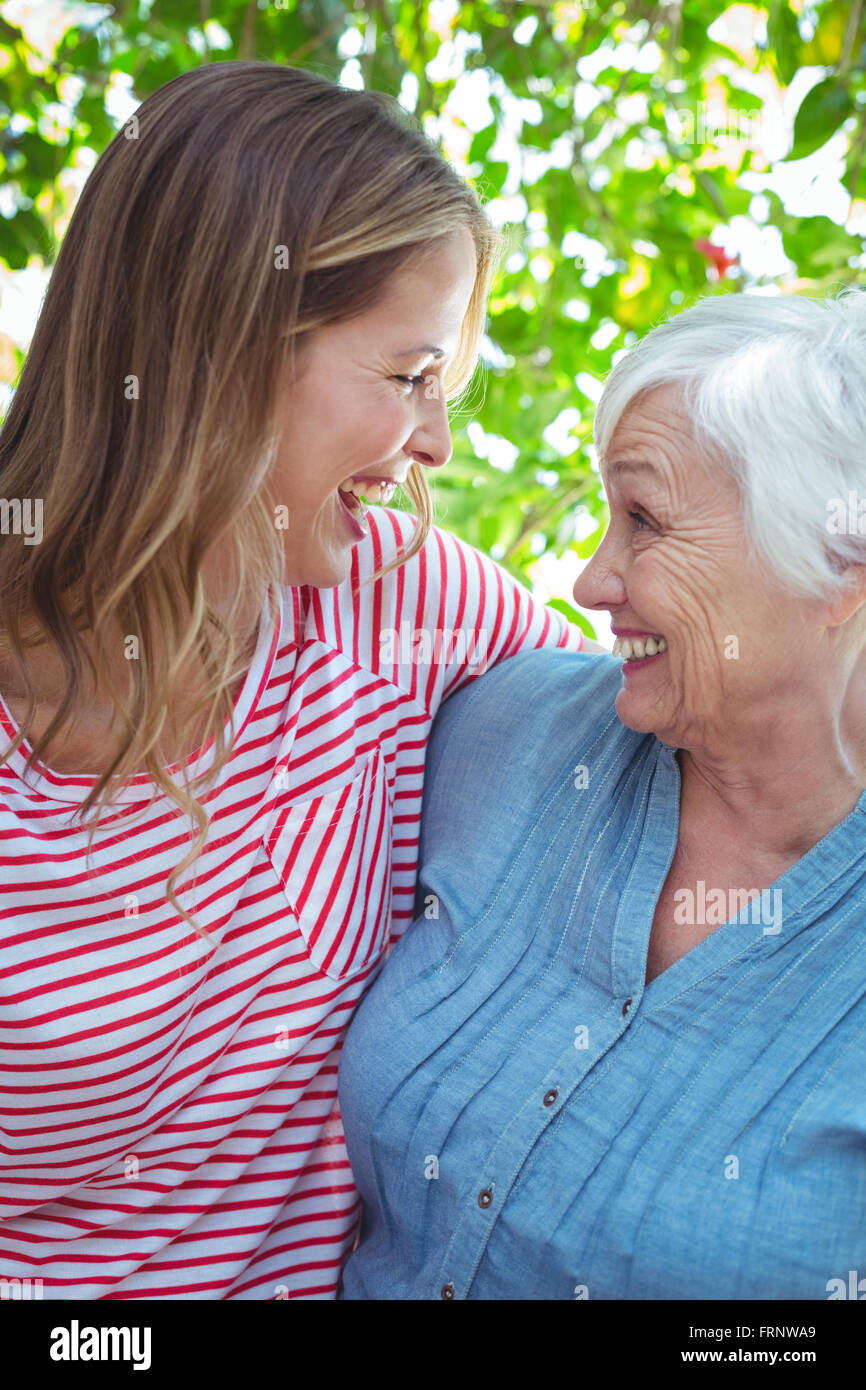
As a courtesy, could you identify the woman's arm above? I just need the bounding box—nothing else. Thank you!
[345,508,605,711]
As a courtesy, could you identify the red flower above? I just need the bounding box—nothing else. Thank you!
[694,239,740,278]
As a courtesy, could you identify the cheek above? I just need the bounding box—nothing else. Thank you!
[631,551,721,659]
[301,395,391,477]
[637,543,713,609]
[641,551,752,677]
[373,388,413,434]
[353,393,415,469]
[628,546,685,607]
[334,385,411,446]
[283,381,415,504]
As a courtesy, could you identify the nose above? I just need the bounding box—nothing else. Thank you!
[572,528,628,613]
[406,389,453,470]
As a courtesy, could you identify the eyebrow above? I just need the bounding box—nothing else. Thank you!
[394,346,447,360]
[604,459,664,481]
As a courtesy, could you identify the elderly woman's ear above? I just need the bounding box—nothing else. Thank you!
[825,563,866,631]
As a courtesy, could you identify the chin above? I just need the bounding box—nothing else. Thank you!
[285,550,353,590]
[614,688,660,735]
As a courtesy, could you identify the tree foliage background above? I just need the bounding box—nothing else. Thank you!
[1,0,865,638]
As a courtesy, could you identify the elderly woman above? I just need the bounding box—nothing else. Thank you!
[337,288,866,1300]
[0,62,600,1301]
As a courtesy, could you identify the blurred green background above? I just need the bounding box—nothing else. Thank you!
[1,0,865,643]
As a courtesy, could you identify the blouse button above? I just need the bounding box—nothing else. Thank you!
[440,1283,455,1300]
[622,997,633,1016]
[543,1088,558,1107]
[477,1188,493,1208]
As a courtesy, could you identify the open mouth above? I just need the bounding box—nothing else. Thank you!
[612,635,667,662]
[337,477,399,523]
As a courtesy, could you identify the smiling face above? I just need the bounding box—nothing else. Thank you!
[268,229,478,588]
[573,383,826,751]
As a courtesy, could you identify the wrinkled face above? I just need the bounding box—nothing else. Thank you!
[573,383,820,750]
[269,229,477,588]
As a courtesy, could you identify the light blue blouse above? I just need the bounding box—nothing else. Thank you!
[337,649,866,1300]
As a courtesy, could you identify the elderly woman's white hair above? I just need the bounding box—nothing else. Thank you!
[593,287,866,604]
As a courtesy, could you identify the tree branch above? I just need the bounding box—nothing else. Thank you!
[841,0,864,75]
[238,0,256,61]
[503,478,597,561]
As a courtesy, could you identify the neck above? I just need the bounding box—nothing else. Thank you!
[675,652,866,866]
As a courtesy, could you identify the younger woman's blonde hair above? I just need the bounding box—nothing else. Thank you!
[0,61,501,936]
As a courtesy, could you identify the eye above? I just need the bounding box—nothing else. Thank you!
[628,509,654,531]
[393,374,427,389]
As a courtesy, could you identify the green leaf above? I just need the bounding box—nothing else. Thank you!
[571,527,603,559]
[767,0,801,87]
[468,121,497,164]
[779,213,863,274]
[1,0,864,598]
[791,78,855,159]
[548,598,596,641]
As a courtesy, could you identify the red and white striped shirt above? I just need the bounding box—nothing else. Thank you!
[0,507,582,1299]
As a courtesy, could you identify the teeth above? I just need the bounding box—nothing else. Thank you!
[338,480,397,506]
[612,635,667,660]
